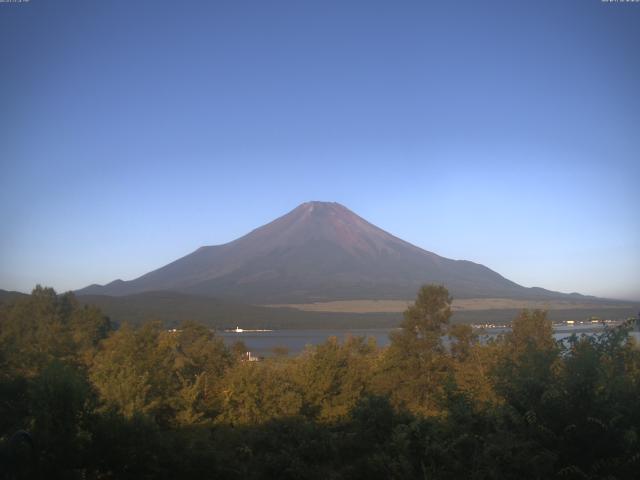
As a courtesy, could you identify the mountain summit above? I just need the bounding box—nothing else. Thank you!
[78,202,573,302]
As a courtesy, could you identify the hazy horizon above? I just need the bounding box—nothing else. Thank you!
[1,1,639,301]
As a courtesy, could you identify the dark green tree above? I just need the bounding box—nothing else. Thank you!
[376,284,452,415]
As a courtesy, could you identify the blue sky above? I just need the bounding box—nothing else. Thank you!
[1,0,639,300]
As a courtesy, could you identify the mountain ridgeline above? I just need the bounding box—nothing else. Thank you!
[77,202,587,303]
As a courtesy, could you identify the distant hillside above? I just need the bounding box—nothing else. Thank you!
[76,291,637,330]
[77,202,594,303]
[1,288,633,330]
[76,291,399,330]
[0,289,27,304]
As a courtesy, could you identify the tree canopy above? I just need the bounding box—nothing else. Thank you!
[1,285,639,479]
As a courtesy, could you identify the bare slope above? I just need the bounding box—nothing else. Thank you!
[267,298,630,314]
[77,202,590,303]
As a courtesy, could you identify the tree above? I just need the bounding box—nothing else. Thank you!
[493,309,559,413]
[172,321,232,425]
[0,286,73,376]
[376,284,453,416]
[29,362,92,478]
[89,322,172,420]
[295,336,376,421]
[218,361,303,425]
[69,304,112,366]
[400,284,452,339]
[0,286,112,377]
[448,323,500,411]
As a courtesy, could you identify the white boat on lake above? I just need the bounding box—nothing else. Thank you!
[225,326,273,333]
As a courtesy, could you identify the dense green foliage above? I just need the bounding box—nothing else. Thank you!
[1,285,639,479]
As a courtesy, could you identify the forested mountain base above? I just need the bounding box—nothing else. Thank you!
[1,285,639,479]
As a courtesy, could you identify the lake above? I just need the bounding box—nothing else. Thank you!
[218,324,640,357]
[219,328,395,356]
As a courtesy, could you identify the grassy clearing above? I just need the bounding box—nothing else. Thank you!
[266,298,634,313]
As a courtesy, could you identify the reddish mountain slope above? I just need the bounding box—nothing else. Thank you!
[77,202,581,302]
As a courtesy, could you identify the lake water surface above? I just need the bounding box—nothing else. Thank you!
[219,325,640,357]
